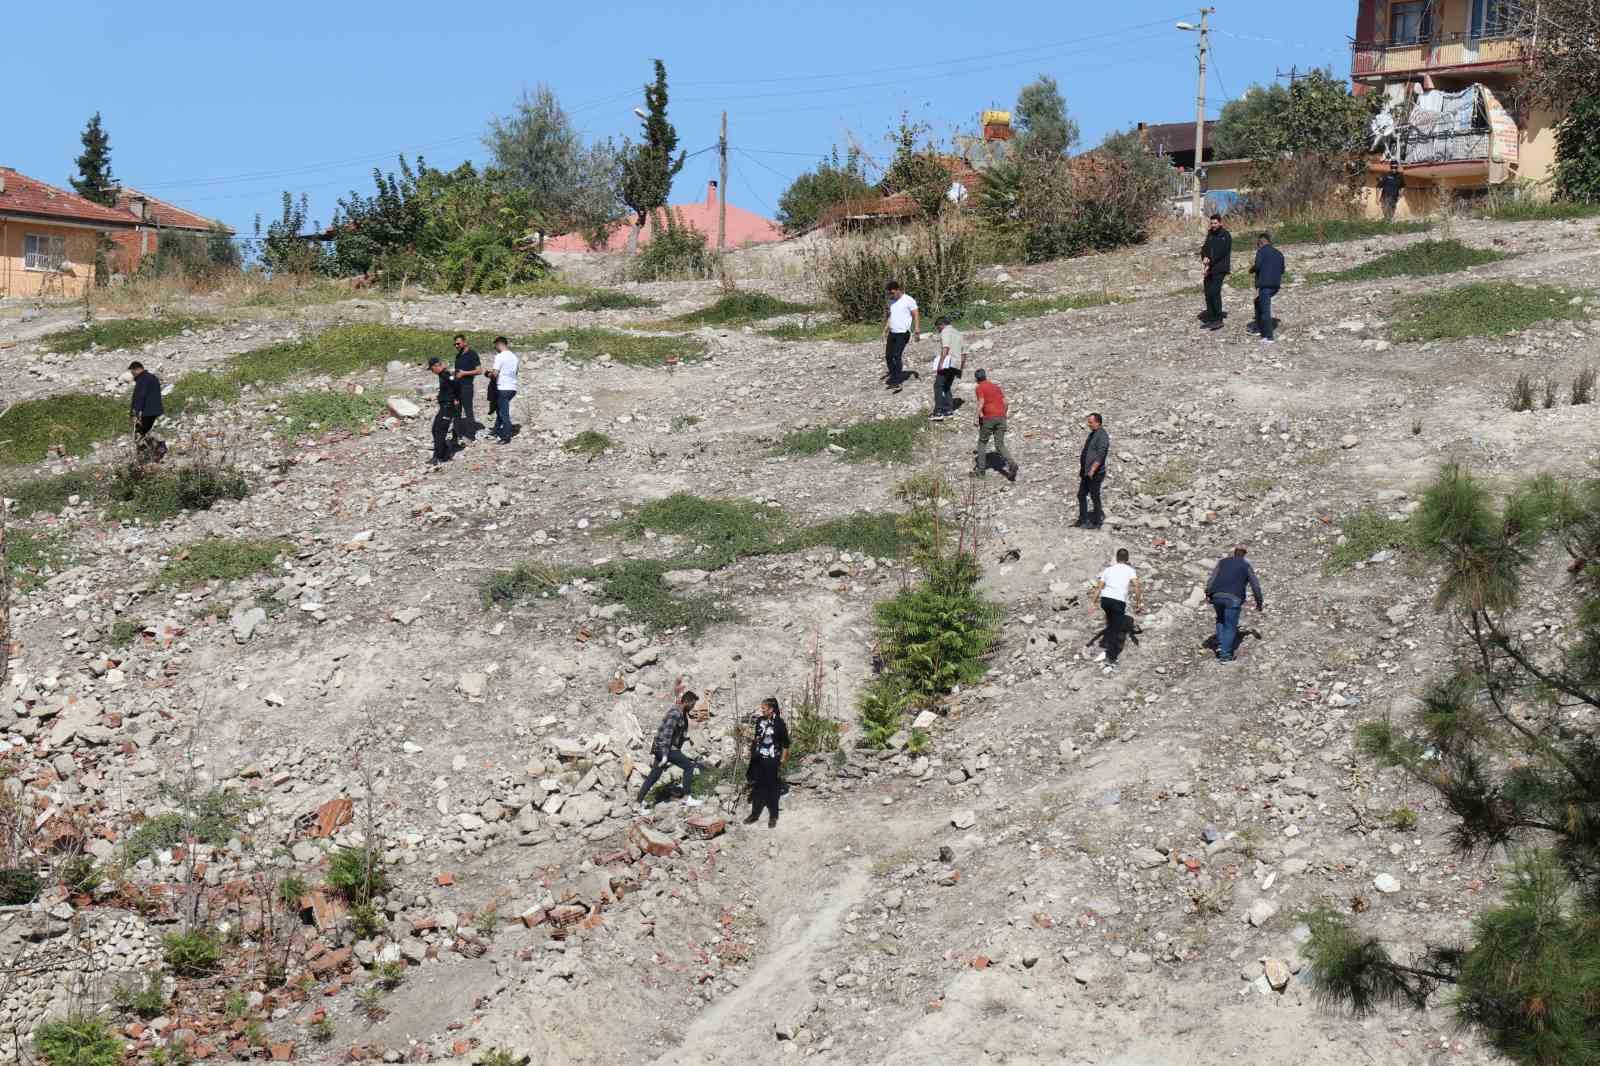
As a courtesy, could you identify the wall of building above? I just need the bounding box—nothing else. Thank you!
[1519,108,1561,189]
[0,221,100,299]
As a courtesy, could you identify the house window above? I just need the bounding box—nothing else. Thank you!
[23,234,68,272]
[1390,1,1432,44]
[1472,0,1521,37]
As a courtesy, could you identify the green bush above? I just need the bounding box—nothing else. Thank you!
[163,929,222,976]
[124,786,251,864]
[32,1016,123,1066]
[61,856,100,895]
[563,430,615,455]
[774,415,926,464]
[327,846,390,904]
[107,460,250,521]
[813,223,977,324]
[1024,202,1149,264]
[349,901,386,939]
[630,208,712,281]
[113,974,166,1020]
[0,867,43,905]
[582,559,733,637]
[156,538,290,589]
[481,560,561,608]
[276,391,384,438]
[1553,94,1600,205]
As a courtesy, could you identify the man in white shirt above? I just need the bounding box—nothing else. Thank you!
[930,315,964,420]
[488,336,519,445]
[1090,548,1142,673]
[882,280,920,392]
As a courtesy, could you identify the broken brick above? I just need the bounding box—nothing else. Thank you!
[308,947,352,976]
[270,1043,295,1061]
[308,797,355,838]
[435,871,455,887]
[630,824,678,858]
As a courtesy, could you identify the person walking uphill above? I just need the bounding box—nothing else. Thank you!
[883,280,920,392]
[426,357,460,466]
[452,334,483,440]
[1199,213,1232,330]
[488,336,518,444]
[1248,233,1286,344]
[127,361,166,462]
[636,690,704,809]
[745,697,791,828]
[971,369,1017,482]
[1205,545,1264,663]
[1091,548,1142,673]
[1075,413,1109,528]
[930,315,964,420]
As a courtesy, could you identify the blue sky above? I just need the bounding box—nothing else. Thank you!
[9,1,1357,238]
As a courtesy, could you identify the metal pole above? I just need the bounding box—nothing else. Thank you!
[718,111,728,254]
[1192,7,1213,222]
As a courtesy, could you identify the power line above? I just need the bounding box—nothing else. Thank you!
[729,154,776,217]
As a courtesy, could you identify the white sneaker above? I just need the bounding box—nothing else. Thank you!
[1260,337,1276,345]
[1094,650,1107,663]
[683,797,704,808]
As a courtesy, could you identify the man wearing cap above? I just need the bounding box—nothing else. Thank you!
[971,369,1017,482]
[127,361,166,462]
[427,357,460,466]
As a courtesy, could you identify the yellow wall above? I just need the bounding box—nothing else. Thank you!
[1519,109,1560,189]
[0,221,99,298]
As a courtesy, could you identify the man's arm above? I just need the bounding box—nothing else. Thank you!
[1086,434,1106,477]
[1204,561,1220,598]
[1132,576,1143,613]
[1247,563,1264,610]
[911,307,921,340]
[1089,578,1104,612]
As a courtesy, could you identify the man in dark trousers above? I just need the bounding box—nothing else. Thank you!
[1076,412,1110,529]
[1090,547,1142,674]
[426,357,460,466]
[636,690,704,810]
[1248,233,1287,344]
[745,696,791,828]
[127,361,166,462]
[1205,545,1264,663]
[971,369,1017,481]
[1199,213,1232,330]
[1379,164,1404,222]
[451,334,483,440]
[882,280,920,392]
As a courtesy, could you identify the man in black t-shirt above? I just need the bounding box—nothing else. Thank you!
[427,357,460,465]
[452,334,483,441]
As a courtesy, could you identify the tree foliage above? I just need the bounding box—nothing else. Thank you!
[1213,83,1293,160]
[483,85,626,243]
[1553,95,1600,204]
[1213,71,1376,160]
[1514,0,1600,111]
[254,193,327,277]
[1014,75,1079,160]
[620,60,686,251]
[1309,462,1600,1064]
[881,115,952,219]
[70,112,117,207]
[776,148,873,234]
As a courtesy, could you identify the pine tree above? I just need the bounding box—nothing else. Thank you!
[619,60,685,256]
[71,112,117,207]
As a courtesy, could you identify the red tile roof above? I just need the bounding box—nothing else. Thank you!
[0,167,139,228]
[1140,121,1216,158]
[115,188,229,233]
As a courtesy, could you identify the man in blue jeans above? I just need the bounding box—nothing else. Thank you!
[1205,545,1264,662]
[1248,233,1286,344]
[636,691,704,809]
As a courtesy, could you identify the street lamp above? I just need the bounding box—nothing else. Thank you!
[632,107,648,120]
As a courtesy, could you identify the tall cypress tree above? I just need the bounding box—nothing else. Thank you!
[619,60,685,256]
[71,113,118,207]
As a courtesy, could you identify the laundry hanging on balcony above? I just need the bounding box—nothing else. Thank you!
[1371,82,1520,181]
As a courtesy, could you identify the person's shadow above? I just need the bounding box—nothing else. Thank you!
[1202,628,1265,656]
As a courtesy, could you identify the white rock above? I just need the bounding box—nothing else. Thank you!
[387,397,420,418]
[1374,873,1402,894]
[950,809,976,830]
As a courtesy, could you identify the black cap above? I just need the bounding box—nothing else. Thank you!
[426,356,443,368]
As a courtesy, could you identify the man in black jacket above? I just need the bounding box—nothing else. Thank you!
[452,334,483,441]
[127,361,166,461]
[636,691,704,810]
[1379,164,1404,222]
[1075,413,1110,529]
[1248,233,1287,344]
[427,357,460,466]
[1199,214,1232,330]
[745,697,791,828]
[1205,545,1264,662]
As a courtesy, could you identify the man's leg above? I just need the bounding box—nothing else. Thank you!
[667,749,697,796]
[991,418,1010,464]
[1214,597,1240,660]
[498,391,515,441]
[431,413,451,462]
[885,333,907,386]
[974,420,993,474]
[1203,273,1223,323]
[1102,598,1126,663]
[635,759,667,804]
[1259,288,1276,340]
[1076,476,1091,525]
[1089,473,1105,527]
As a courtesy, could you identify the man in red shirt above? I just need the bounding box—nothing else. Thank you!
[971,369,1017,482]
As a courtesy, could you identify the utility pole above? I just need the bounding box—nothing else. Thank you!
[1191,7,1213,222]
[718,111,728,254]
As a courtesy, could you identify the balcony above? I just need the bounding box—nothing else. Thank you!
[1352,31,1527,80]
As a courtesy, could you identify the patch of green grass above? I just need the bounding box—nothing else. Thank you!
[106,461,251,522]
[644,291,820,330]
[275,391,384,438]
[1390,282,1586,342]
[481,560,561,608]
[107,619,143,648]
[671,415,701,431]
[566,289,660,311]
[112,974,166,1020]
[41,316,207,354]
[781,512,902,558]
[8,530,75,592]
[1310,239,1510,283]
[32,1015,123,1066]
[238,280,351,308]
[1226,270,1294,290]
[1272,218,1432,245]
[563,430,615,455]
[1139,460,1196,496]
[157,538,291,589]
[582,558,734,637]
[1327,509,1417,573]
[163,929,222,976]
[952,285,1123,325]
[0,394,130,466]
[763,319,883,343]
[6,470,101,516]
[774,415,926,465]
[626,494,787,565]
[326,845,390,904]
[124,790,249,864]
[522,327,706,367]
[1475,199,1600,223]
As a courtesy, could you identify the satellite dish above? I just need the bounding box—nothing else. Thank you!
[946,181,968,203]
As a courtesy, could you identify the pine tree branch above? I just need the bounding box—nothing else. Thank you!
[1468,612,1598,792]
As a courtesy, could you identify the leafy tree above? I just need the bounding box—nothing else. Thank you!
[775,148,873,234]
[1014,75,1079,160]
[1553,95,1600,204]
[619,60,686,256]
[1212,83,1293,160]
[881,115,952,219]
[327,157,427,279]
[1308,463,1600,1065]
[570,139,626,249]
[70,112,117,207]
[1512,0,1600,110]
[413,162,548,293]
[254,192,327,277]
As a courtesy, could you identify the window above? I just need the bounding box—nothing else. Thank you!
[23,234,67,272]
[1472,0,1522,38]
[1390,1,1432,44]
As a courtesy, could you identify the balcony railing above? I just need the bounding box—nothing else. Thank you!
[1352,30,1527,77]
[1398,127,1495,168]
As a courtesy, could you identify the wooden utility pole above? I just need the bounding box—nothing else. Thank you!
[718,111,728,254]
[1191,7,1214,222]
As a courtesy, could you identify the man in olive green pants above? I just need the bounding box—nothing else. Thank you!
[971,369,1018,481]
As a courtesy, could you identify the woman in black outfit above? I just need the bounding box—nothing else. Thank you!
[745,697,790,828]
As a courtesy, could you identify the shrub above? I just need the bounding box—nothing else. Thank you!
[113,974,167,1020]
[858,676,912,750]
[61,855,100,895]
[1015,148,1166,265]
[774,415,926,464]
[1543,377,1559,409]
[376,961,406,990]
[349,902,386,940]
[1326,509,1417,572]
[1553,94,1600,204]
[1024,202,1149,264]
[107,460,250,522]
[277,875,308,907]
[582,559,732,637]
[874,556,995,706]
[630,208,711,281]
[32,1017,123,1066]
[810,222,977,324]
[563,430,615,455]
[1574,367,1596,405]
[0,867,42,905]
[124,785,251,864]
[1509,373,1537,412]
[1235,152,1369,222]
[310,1017,336,1043]
[276,391,383,438]
[327,846,390,904]
[163,929,222,976]
[481,560,560,608]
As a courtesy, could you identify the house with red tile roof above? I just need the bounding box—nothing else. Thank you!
[111,188,232,274]
[544,181,781,253]
[0,166,137,298]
